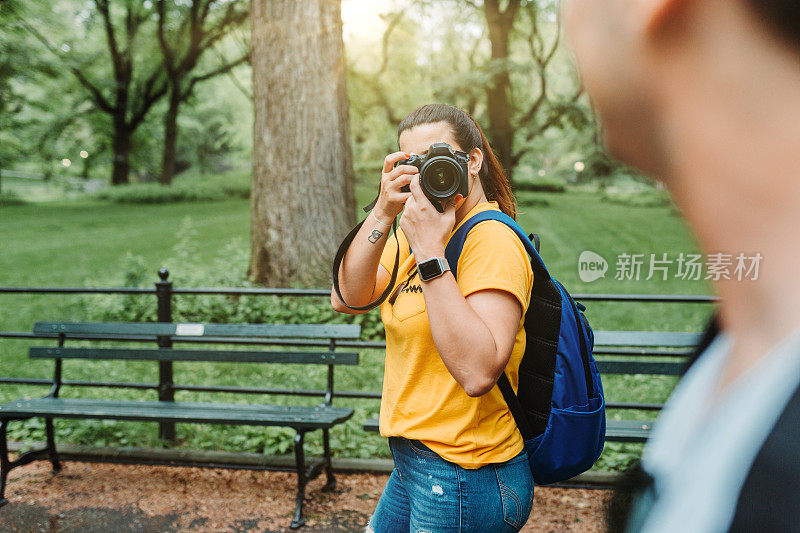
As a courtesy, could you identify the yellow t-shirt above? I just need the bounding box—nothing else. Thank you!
[377,200,534,468]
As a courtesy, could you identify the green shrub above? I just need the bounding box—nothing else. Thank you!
[516,194,551,208]
[513,178,567,193]
[93,171,251,204]
[601,188,672,208]
[0,191,27,206]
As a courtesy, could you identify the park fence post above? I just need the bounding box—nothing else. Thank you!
[155,267,176,443]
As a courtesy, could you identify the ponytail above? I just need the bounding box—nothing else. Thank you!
[472,117,517,220]
[397,104,517,219]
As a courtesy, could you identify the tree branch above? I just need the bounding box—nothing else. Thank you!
[129,65,168,128]
[514,4,561,129]
[379,7,408,75]
[186,2,248,74]
[156,0,176,74]
[94,0,123,80]
[180,52,250,101]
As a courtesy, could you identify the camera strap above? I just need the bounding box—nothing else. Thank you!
[331,197,402,312]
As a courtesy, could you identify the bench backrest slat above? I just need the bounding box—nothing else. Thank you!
[595,360,686,376]
[593,331,701,348]
[34,322,361,340]
[29,347,358,365]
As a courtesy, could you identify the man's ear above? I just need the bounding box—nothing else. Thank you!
[628,0,693,36]
[638,0,692,36]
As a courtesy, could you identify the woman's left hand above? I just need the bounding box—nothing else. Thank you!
[399,174,462,263]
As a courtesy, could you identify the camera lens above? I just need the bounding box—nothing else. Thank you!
[431,165,455,191]
[422,160,458,197]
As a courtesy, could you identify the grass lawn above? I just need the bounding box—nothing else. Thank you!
[0,188,716,470]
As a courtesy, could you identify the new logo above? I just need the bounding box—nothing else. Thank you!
[578,251,608,283]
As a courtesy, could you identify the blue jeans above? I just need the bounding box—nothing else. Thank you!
[367,436,534,532]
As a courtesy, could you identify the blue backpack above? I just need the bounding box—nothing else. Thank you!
[445,210,606,485]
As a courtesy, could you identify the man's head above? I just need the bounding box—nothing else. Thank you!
[563,0,800,179]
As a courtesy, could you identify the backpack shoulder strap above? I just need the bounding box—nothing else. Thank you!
[444,210,562,441]
[444,210,551,282]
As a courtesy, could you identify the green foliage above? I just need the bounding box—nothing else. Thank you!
[92,170,251,204]
[1,0,251,185]
[594,442,645,471]
[3,0,643,194]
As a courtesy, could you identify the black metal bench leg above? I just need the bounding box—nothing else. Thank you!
[45,418,61,474]
[290,431,307,529]
[321,428,336,492]
[0,420,10,507]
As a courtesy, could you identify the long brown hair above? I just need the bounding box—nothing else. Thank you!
[397,104,517,219]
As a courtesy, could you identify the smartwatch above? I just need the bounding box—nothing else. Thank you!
[417,257,450,281]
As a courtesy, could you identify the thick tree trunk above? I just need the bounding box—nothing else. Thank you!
[249,0,355,287]
[111,118,132,186]
[484,0,516,183]
[160,85,181,185]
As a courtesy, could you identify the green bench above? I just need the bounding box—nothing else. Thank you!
[0,321,360,530]
[364,330,700,445]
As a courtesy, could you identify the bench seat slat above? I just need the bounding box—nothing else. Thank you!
[0,398,353,429]
[604,419,655,443]
[29,347,358,365]
[33,322,361,340]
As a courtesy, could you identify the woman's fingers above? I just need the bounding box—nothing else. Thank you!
[376,152,415,219]
[386,164,419,181]
[387,190,412,205]
[386,170,417,190]
[408,173,425,201]
[382,151,410,174]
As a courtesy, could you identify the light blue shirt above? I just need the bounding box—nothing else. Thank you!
[627,324,800,533]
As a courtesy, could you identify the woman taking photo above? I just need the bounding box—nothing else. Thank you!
[331,104,534,532]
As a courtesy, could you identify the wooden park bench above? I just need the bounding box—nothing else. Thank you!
[0,321,361,530]
[364,330,701,447]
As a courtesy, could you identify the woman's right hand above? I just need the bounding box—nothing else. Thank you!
[373,151,417,222]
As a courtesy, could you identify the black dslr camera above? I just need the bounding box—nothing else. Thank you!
[398,142,470,213]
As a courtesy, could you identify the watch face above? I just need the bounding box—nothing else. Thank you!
[418,258,442,280]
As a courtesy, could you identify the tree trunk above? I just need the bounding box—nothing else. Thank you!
[111,117,132,185]
[160,84,181,185]
[249,0,355,287]
[484,0,516,183]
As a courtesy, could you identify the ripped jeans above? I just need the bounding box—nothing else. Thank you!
[367,436,534,532]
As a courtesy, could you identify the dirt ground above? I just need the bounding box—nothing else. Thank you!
[0,461,612,532]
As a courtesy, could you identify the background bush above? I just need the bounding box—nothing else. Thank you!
[0,190,26,206]
[80,218,386,341]
[601,187,672,208]
[92,170,251,205]
[513,178,567,193]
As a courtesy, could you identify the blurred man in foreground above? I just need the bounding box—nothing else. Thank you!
[564,1,800,531]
